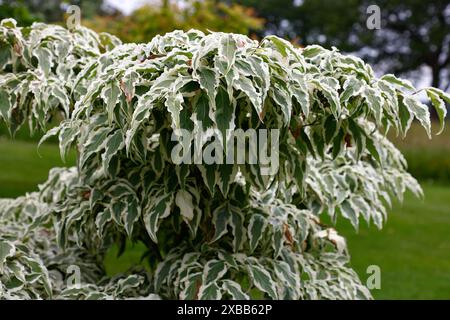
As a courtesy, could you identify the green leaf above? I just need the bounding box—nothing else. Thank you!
[217,164,235,196]
[0,89,10,121]
[198,282,222,300]
[347,118,365,158]
[324,115,338,144]
[102,130,124,173]
[362,87,383,124]
[397,94,413,136]
[341,200,359,229]
[229,206,245,252]
[124,198,140,235]
[302,45,326,58]
[403,95,431,138]
[58,123,78,162]
[248,214,267,253]
[101,82,121,123]
[297,128,315,157]
[272,222,284,257]
[203,260,228,283]
[221,280,249,300]
[265,36,298,58]
[34,46,53,76]
[111,200,126,225]
[380,74,415,91]
[340,76,363,104]
[193,91,214,130]
[292,154,307,194]
[210,203,230,243]
[95,207,112,236]
[215,86,235,146]
[426,88,447,135]
[80,127,111,168]
[195,66,218,110]
[332,128,345,159]
[143,193,173,243]
[271,84,292,123]
[0,240,15,273]
[291,77,310,117]
[273,260,300,298]
[218,34,237,73]
[311,79,341,118]
[52,85,70,118]
[234,75,262,116]
[247,263,278,299]
[180,272,202,300]
[198,164,217,194]
[154,257,174,292]
[365,135,381,163]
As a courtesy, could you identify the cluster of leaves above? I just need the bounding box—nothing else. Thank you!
[0,190,155,299]
[0,18,121,135]
[0,167,369,300]
[299,127,423,230]
[1,19,449,299]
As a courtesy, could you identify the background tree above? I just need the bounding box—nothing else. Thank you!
[0,1,38,26]
[85,0,264,43]
[0,0,116,24]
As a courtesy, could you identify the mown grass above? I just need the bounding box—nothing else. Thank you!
[0,136,449,299]
[337,183,450,299]
[0,137,76,197]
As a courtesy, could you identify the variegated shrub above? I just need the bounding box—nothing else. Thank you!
[0,18,448,300]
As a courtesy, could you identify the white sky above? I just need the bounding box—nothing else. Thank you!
[106,0,156,15]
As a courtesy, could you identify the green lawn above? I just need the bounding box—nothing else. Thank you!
[338,183,450,299]
[0,138,449,299]
[0,137,76,197]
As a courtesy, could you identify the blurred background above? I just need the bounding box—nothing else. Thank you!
[0,0,449,299]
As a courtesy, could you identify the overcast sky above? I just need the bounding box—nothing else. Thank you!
[107,0,152,14]
[106,0,153,15]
